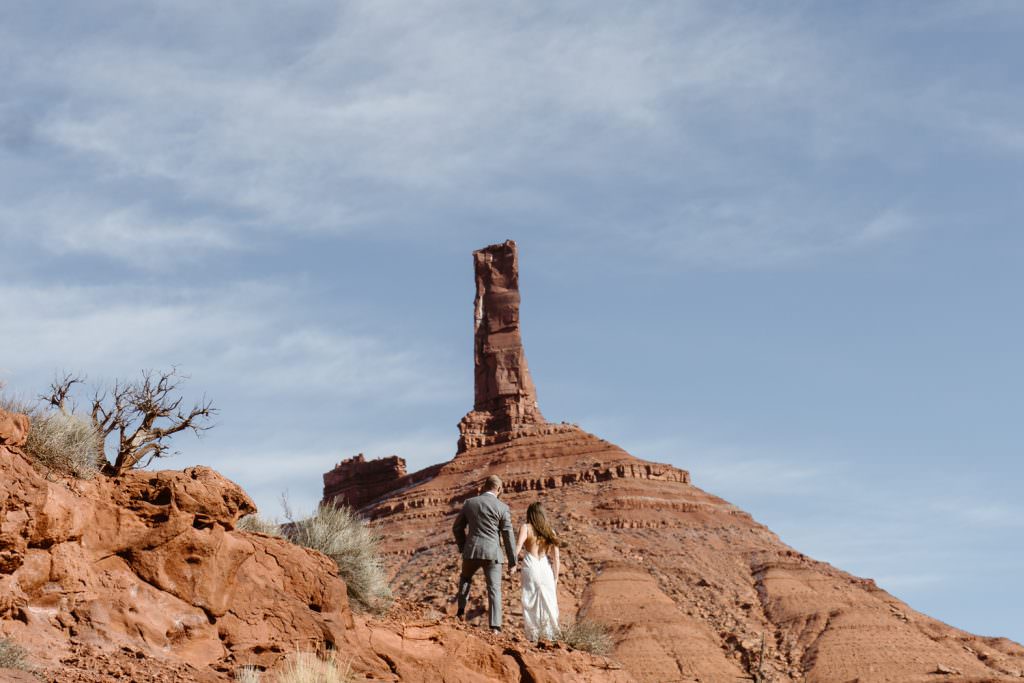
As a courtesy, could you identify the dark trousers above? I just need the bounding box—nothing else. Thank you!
[456,558,503,629]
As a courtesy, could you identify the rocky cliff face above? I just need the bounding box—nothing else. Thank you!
[324,240,1024,683]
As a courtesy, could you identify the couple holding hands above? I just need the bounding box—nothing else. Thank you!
[453,475,563,641]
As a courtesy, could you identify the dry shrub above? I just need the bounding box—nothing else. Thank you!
[237,514,283,537]
[234,665,263,682]
[0,637,31,671]
[286,504,392,614]
[559,619,614,655]
[275,652,352,683]
[23,410,102,479]
[0,393,101,479]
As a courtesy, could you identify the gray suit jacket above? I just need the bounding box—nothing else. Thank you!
[453,492,517,566]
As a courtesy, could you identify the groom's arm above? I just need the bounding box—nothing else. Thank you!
[500,506,516,567]
[453,507,467,552]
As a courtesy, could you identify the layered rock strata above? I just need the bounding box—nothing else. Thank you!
[458,240,546,452]
[323,454,441,510]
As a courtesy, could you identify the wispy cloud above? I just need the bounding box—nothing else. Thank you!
[2,2,976,269]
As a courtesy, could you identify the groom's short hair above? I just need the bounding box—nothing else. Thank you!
[484,475,502,492]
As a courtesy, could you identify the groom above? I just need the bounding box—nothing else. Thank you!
[452,474,517,632]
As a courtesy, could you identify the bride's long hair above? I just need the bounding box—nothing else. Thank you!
[527,502,565,549]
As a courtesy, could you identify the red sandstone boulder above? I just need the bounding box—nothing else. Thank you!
[0,408,29,448]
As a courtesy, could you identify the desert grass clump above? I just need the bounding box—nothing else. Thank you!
[0,392,101,479]
[237,514,283,537]
[286,504,392,614]
[233,665,263,682]
[275,651,352,683]
[23,410,102,479]
[558,619,614,655]
[0,637,32,671]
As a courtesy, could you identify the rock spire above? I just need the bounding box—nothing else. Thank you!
[457,240,546,451]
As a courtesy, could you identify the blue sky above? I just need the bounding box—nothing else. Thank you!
[2,1,1022,642]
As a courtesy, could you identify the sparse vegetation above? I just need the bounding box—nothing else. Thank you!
[0,637,32,671]
[285,503,393,614]
[558,619,614,655]
[42,369,215,474]
[22,410,103,479]
[274,652,353,683]
[237,514,283,537]
[0,392,102,479]
[234,665,263,682]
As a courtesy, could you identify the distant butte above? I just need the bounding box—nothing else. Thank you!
[320,241,1024,682]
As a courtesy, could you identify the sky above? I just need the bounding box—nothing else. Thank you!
[1,0,1022,643]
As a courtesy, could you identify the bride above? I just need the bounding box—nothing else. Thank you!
[514,502,564,642]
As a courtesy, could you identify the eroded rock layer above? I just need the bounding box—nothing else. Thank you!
[322,454,442,510]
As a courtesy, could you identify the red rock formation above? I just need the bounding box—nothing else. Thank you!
[0,407,624,682]
[323,454,444,512]
[458,240,546,452]
[323,454,408,509]
[329,241,1024,682]
[0,409,29,447]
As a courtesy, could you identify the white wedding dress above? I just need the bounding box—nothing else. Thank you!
[521,551,559,641]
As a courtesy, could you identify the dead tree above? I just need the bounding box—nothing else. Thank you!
[45,368,216,474]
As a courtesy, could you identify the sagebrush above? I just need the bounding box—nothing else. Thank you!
[286,504,393,614]
[559,619,614,655]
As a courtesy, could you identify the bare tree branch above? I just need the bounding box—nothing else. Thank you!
[46,368,216,475]
[42,372,85,415]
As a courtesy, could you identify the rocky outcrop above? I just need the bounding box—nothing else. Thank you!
[323,454,444,512]
[458,240,546,452]
[0,409,29,447]
[323,454,408,509]
[0,430,352,680]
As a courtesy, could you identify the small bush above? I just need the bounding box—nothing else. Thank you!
[0,637,31,671]
[275,652,352,683]
[237,514,283,537]
[24,410,102,479]
[559,619,614,655]
[287,504,392,614]
[234,665,263,682]
[0,394,101,479]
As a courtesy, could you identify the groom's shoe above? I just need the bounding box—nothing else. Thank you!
[490,627,502,634]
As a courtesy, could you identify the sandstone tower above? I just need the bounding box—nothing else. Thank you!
[458,240,546,451]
